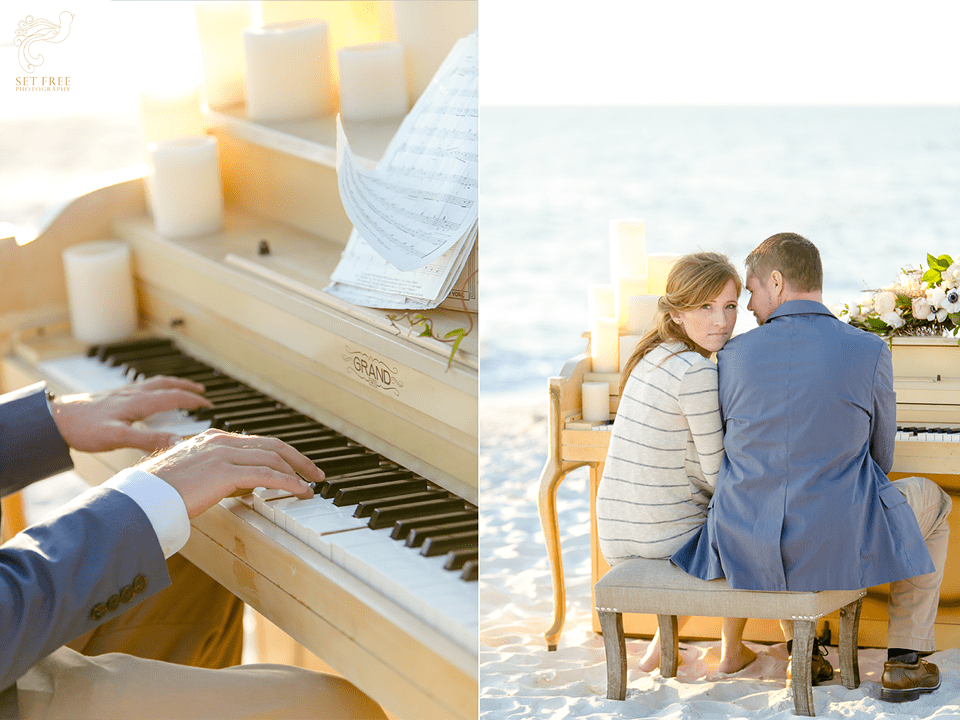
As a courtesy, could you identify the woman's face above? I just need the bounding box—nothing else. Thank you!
[672,278,739,354]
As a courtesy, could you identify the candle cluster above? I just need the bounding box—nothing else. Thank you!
[582,219,679,423]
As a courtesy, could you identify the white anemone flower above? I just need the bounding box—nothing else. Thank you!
[927,286,947,307]
[912,297,933,320]
[937,308,949,322]
[874,290,897,315]
[944,263,960,286]
[879,310,905,329]
[943,288,960,313]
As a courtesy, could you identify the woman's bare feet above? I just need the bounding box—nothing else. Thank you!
[638,629,662,672]
[717,642,757,674]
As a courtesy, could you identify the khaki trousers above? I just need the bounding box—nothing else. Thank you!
[782,476,951,652]
[12,647,387,720]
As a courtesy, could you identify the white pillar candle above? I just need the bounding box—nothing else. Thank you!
[391,0,478,103]
[619,335,644,371]
[628,295,661,335]
[194,1,253,109]
[338,41,408,121]
[139,83,207,147]
[616,274,648,331]
[590,317,619,374]
[647,254,680,296]
[588,284,615,321]
[243,20,334,122]
[62,241,138,345]
[581,381,610,423]
[609,218,646,282]
[148,136,224,238]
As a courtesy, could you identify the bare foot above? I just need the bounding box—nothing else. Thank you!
[717,643,757,674]
[639,635,661,672]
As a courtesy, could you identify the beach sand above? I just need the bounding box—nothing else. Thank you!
[479,398,960,719]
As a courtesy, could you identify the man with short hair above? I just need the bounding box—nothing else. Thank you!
[672,232,951,702]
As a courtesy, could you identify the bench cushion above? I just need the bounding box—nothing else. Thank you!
[595,558,865,619]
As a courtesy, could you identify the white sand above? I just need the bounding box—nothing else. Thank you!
[479,399,960,719]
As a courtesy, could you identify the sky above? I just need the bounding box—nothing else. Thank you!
[480,0,960,106]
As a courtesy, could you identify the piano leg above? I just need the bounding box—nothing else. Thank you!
[537,457,592,651]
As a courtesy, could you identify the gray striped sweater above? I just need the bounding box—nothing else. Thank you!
[596,342,723,564]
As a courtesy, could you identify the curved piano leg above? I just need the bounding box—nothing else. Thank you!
[538,459,568,651]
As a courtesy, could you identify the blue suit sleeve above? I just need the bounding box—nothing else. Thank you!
[0,486,171,691]
[0,383,73,498]
[870,343,897,474]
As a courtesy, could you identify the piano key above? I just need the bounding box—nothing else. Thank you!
[311,451,383,477]
[421,530,479,557]
[355,491,449,520]
[104,346,183,367]
[460,561,479,582]
[406,520,479,548]
[369,498,470,527]
[333,479,429,507]
[319,469,416,498]
[90,336,174,359]
[192,397,283,421]
[388,510,479,538]
[443,548,478,572]
[221,412,312,432]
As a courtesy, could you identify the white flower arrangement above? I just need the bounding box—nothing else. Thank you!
[844,254,960,338]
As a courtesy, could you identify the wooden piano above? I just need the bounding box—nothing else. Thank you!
[538,332,960,651]
[0,7,478,719]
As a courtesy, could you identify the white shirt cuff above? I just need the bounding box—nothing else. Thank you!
[104,468,191,558]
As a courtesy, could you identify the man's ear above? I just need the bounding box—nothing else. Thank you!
[770,270,785,298]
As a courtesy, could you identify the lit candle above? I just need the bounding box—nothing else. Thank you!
[647,254,680,296]
[391,0,478,103]
[338,42,408,121]
[243,20,334,122]
[609,218,646,281]
[590,317,619,374]
[619,335,644,371]
[628,295,660,335]
[62,241,138,345]
[582,381,610,422]
[588,284,615,321]
[147,136,224,238]
[194,1,253,109]
[139,83,206,147]
[616,274,648,331]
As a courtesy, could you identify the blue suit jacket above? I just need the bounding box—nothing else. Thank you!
[0,384,171,691]
[672,300,934,591]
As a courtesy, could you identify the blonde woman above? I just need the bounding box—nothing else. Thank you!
[595,251,754,674]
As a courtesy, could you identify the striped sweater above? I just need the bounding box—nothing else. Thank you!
[596,342,723,564]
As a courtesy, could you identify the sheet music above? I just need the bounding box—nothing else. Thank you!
[335,32,478,273]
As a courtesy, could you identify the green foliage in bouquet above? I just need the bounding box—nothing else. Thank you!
[844,253,960,339]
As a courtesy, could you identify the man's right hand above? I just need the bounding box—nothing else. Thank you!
[137,429,320,518]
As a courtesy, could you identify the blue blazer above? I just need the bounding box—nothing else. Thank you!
[0,385,170,691]
[672,300,934,591]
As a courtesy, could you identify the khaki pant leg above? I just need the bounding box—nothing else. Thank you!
[16,647,387,720]
[887,476,952,652]
[67,555,244,669]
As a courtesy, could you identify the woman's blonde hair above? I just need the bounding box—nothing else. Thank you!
[619,252,742,394]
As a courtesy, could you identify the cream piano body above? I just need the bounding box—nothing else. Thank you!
[539,332,960,651]
[0,8,478,720]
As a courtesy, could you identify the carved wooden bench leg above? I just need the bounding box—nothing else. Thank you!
[791,619,816,717]
[657,614,680,678]
[839,596,863,689]
[599,610,627,700]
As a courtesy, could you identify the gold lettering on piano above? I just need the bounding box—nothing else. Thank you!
[343,349,404,396]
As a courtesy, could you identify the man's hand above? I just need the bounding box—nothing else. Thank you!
[50,376,213,453]
[137,429,320,518]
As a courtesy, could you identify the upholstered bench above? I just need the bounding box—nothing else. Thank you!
[595,558,866,716]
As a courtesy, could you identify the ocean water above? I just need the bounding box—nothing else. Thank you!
[479,106,960,400]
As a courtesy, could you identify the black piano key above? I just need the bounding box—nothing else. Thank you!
[105,346,183,367]
[193,398,283,421]
[243,420,323,437]
[356,491,449,520]
[319,469,416,498]
[388,510,478,538]
[420,530,479,557]
[460,560,478,582]
[92,336,174,359]
[285,434,352,453]
[369,498,468,527]
[118,353,199,372]
[221,412,311,432]
[406,519,479,548]
[333,479,429,507]
[444,548,479,571]
[311,452,382,478]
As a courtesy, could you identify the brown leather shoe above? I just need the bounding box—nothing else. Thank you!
[881,654,941,702]
[786,643,834,687]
